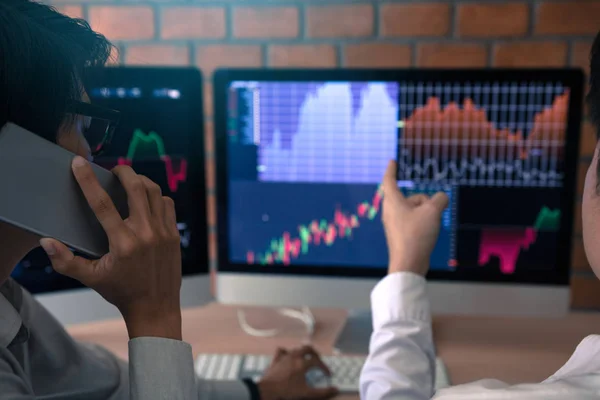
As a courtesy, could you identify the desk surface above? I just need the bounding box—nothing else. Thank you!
[67,303,600,399]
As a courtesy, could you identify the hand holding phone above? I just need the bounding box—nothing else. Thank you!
[40,157,184,340]
[0,123,128,257]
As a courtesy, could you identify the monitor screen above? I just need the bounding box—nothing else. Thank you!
[12,67,208,293]
[215,69,584,285]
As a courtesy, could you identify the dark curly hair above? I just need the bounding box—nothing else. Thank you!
[0,0,113,141]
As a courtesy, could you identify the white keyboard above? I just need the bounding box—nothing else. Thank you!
[195,354,451,393]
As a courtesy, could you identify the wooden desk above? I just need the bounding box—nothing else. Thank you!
[67,303,600,398]
[68,303,355,399]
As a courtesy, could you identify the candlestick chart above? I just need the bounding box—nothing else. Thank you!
[246,185,383,265]
[397,83,569,187]
[230,182,453,269]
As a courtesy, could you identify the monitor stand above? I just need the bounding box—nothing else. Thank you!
[333,309,452,390]
[333,309,373,354]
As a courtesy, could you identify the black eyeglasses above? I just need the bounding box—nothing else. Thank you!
[66,100,120,156]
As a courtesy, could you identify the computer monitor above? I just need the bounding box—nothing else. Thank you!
[13,67,212,324]
[214,69,585,317]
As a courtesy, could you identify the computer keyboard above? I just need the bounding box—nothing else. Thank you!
[195,353,451,393]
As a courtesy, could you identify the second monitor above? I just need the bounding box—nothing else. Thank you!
[215,69,584,316]
[17,67,210,324]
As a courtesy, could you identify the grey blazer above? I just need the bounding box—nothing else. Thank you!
[0,278,250,399]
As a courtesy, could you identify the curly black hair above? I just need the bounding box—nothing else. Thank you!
[0,0,113,141]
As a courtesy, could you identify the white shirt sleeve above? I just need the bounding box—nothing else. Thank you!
[360,272,436,400]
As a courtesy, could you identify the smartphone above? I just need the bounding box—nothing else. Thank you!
[0,123,128,258]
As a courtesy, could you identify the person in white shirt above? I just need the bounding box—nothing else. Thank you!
[360,30,600,400]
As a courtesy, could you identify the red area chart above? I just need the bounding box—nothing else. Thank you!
[398,87,569,187]
[476,207,560,274]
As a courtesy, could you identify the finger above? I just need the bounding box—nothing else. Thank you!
[71,157,128,239]
[297,346,331,376]
[162,196,178,234]
[382,160,406,204]
[140,176,164,219]
[383,160,402,196]
[305,386,339,400]
[407,194,429,207]
[40,238,96,284]
[273,347,287,362]
[112,165,151,224]
[429,192,450,212]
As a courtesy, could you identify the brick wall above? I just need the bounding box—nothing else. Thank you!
[48,0,600,309]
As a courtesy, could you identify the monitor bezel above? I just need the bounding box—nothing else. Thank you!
[14,67,209,295]
[214,68,584,286]
[87,67,209,279]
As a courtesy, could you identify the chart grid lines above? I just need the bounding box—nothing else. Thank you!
[225,76,575,276]
[256,82,399,184]
[397,81,568,188]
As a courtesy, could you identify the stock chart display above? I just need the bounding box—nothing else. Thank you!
[226,80,570,275]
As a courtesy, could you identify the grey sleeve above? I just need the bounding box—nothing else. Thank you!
[0,356,35,399]
[129,337,196,400]
[128,338,251,400]
[197,379,251,400]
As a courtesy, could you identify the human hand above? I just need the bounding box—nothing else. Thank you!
[258,346,339,400]
[39,156,183,340]
[382,160,449,276]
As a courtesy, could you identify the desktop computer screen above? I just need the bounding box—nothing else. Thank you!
[12,67,209,301]
[214,69,584,315]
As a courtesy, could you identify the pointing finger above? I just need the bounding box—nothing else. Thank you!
[383,160,406,203]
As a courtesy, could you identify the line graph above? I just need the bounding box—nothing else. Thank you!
[254,82,399,183]
[117,129,188,193]
[236,183,453,268]
[477,207,560,274]
[397,82,569,187]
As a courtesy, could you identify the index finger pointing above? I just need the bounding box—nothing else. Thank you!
[383,160,406,201]
[71,156,128,240]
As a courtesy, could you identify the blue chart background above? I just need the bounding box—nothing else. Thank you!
[229,181,453,270]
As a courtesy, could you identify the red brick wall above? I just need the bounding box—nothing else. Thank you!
[49,0,600,309]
